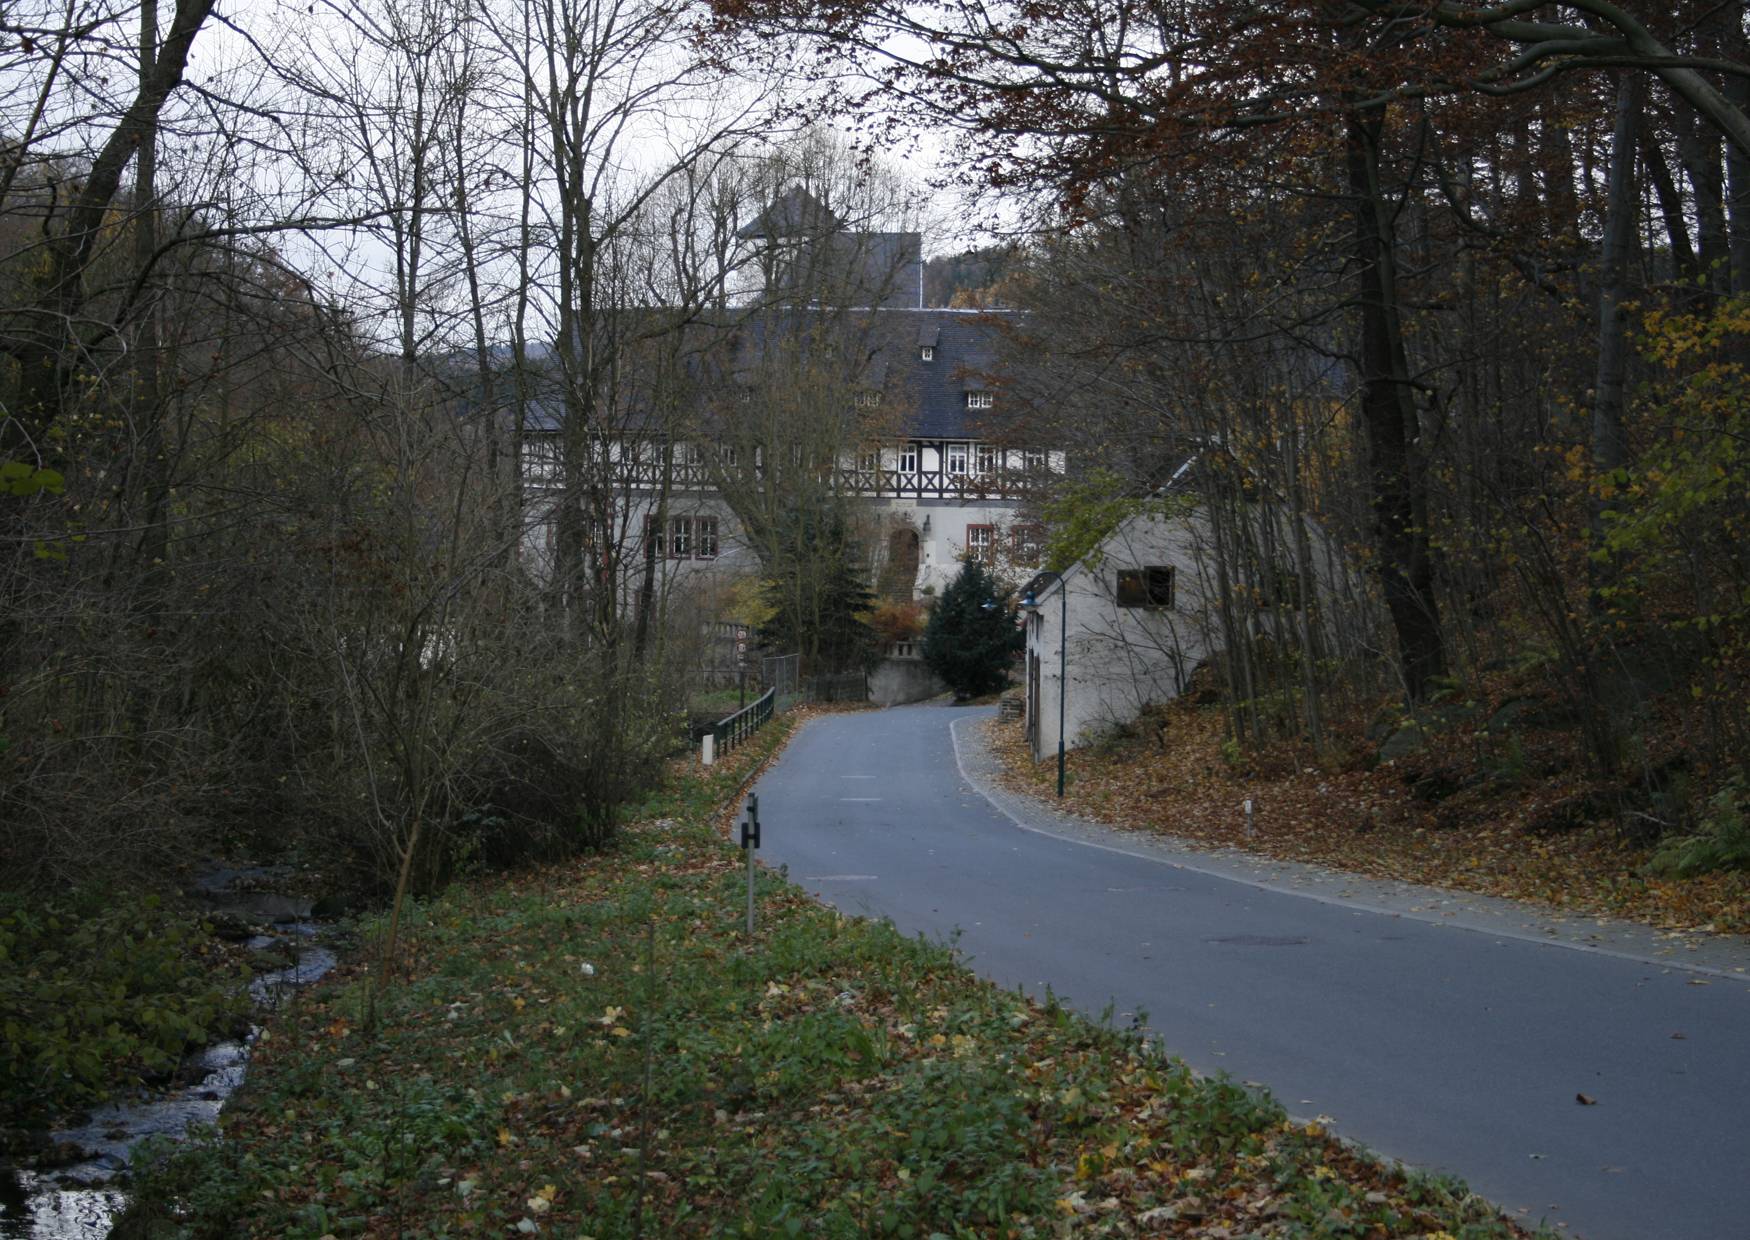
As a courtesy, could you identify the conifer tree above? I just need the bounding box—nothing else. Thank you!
[923,558,1019,698]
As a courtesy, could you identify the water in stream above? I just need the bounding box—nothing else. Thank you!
[0,873,338,1240]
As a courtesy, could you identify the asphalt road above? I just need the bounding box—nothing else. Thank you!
[749,704,1750,1240]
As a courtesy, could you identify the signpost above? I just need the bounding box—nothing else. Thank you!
[739,794,761,935]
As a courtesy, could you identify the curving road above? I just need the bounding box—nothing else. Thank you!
[749,704,1750,1240]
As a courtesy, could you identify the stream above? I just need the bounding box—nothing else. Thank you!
[0,867,340,1239]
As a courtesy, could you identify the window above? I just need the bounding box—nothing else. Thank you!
[966,390,993,410]
[857,445,880,473]
[695,516,719,559]
[920,345,935,361]
[656,515,718,559]
[975,445,996,475]
[946,444,968,476]
[1117,566,1175,609]
[966,524,995,563]
[788,443,806,467]
[899,443,919,473]
[524,438,560,481]
[1023,449,1047,471]
[718,443,738,468]
[855,390,881,408]
[1010,523,1044,566]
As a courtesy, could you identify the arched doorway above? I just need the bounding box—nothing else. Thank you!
[877,527,920,601]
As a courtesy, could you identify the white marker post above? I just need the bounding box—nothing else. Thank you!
[1244,798,1255,839]
[701,732,715,767]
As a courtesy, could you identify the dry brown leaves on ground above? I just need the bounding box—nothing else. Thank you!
[984,703,1749,937]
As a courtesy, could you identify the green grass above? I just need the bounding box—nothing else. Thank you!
[689,687,757,718]
[125,717,1546,1238]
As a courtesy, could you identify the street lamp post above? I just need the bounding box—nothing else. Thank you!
[1021,572,1068,798]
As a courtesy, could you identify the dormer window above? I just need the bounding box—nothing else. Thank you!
[966,391,993,410]
[920,346,935,362]
[854,390,881,408]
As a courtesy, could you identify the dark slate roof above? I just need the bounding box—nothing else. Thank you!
[508,307,1020,443]
[736,186,840,239]
[889,308,1009,438]
[725,306,1015,439]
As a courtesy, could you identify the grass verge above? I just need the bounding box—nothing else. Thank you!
[124,712,1547,1239]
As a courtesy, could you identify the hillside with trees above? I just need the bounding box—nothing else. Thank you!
[707,0,1750,887]
[3,0,1749,1234]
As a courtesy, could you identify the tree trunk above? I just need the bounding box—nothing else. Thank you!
[1593,74,1640,577]
[1677,108,1730,297]
[1345,108,1445,703]
[2,0,216,459]
[1640,129,1697,282]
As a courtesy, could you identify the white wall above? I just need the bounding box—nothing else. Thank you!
[863,496,1032,598]
[518,492,755,603]
[1025,513,1217,761]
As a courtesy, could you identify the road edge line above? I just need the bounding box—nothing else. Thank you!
[948,714,1750,983]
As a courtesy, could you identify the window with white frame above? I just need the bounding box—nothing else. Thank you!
[966,390,993,410]
[694,516,719,559]
[1023,449,1047,471]
[975,444,996,475]
[642,514,665,558]
[854,390,881,408]
[856,445,880,473]
[669,515,692,558]
[718,443,738,467]
[920,345,935,361]
[899,443,919,473]
[966,524,995,563]
[525,438,560,481]
[946,444,968,476]
[1011,523,1044,566]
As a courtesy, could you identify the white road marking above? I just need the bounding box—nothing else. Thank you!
[805,875,879,881]
[840,797,883,802]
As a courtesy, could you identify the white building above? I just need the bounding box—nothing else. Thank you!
[1021,493,1330,761]
[513,187,1062,626]
[517,311,1060,606]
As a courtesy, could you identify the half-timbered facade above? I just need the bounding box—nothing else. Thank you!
[518,303,1060,603]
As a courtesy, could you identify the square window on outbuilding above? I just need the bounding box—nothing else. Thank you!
[1116,566,1175,609]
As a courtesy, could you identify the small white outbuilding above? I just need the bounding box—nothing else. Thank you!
[1021,494,1330,763]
